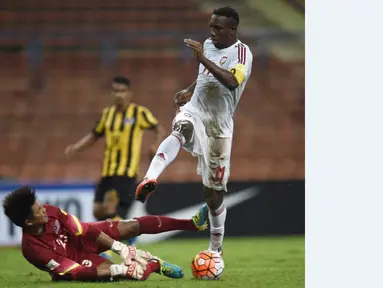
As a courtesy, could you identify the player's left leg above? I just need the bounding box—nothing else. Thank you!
[136,109,197,203]
[88,205,209,253]
[118,204,208,238]
[114,176,137,245]
[99,176,136,259]
[202,137,232,254]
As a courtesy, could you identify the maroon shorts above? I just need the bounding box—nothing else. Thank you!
[74,251,108,269]
[73,220,121,267]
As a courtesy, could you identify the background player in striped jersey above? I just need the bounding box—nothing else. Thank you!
[65,76,165,247]
[136,6,253,255]
[3,186,209,282]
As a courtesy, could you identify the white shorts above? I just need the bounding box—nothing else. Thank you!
[172,106,232,191]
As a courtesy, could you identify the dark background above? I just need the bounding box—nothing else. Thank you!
[147,180,305,237]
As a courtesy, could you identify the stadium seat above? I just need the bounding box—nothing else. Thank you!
[0,2,304,181]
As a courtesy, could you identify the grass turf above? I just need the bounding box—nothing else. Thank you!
[0,236,304,288]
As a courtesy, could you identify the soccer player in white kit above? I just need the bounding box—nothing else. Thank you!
[135,6,253,254]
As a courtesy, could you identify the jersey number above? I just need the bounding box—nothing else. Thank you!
[215,166,226,184]
[56,237,67,250]
[82,260,93,267]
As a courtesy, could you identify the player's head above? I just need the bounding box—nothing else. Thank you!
[210,6,240,49]
[112,76,132,109]
[3,186,48,227]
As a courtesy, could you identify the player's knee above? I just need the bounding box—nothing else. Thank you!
[203,186,224,211]
[117,219,140,239]
[172,120,194,144]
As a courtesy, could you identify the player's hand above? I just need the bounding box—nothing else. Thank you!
[121,246,153,267]
[184,39,203,60]
[173,89,192,109]
[125,260,145,280]
[64,144,77,159]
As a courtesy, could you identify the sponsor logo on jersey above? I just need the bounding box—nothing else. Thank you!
[124,118,136,125]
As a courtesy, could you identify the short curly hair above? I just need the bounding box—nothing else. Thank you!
[213,6,240,27]
[3,186,36,227]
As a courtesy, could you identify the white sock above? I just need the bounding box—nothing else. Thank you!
[208,203,227,252]
[145,135,181,180]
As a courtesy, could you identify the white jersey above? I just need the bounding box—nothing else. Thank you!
[188,38,253,137]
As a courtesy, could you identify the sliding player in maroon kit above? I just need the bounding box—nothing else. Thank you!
[3,186,209,282]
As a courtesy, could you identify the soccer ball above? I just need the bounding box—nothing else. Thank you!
[190,250,224,280]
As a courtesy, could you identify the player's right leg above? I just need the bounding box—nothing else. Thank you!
[148,258,184,279]
[114,176,137,245]
[93,177,111,221]
[202,137,232,255]
[135,116,195,203]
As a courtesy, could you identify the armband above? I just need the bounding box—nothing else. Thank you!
[230,63,246,85]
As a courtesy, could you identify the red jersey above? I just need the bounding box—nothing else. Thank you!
[21,204,118,281]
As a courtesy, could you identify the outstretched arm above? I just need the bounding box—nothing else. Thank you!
[184,39,239,90]
[65,107,109,158]
[137,106,165,157]
[64,133,98,158]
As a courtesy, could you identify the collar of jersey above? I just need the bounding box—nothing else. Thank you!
[212,39,241,52]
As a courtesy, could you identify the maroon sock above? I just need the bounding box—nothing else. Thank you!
[135,216,198,234]
[140,261,160,280]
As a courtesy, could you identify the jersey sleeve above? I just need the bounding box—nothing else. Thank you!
[22,242,98,281]
[228,44,253,85]
[44,205,101,240]
[55,207,101,240]
[92,107,109,138]
[137,106,159,129]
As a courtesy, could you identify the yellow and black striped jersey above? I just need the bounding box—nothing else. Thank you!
[92,103,158,178]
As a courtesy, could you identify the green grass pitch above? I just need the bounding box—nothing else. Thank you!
[0,236,304,288]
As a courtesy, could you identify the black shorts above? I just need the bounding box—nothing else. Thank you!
[94,176,136,218]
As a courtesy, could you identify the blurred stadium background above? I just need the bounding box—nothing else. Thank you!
[0,0,304,247]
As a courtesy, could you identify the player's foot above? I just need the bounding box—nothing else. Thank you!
[208,246,223,257]
[135,178,157,203]
[192,204,209,231]
[150,259,184,279]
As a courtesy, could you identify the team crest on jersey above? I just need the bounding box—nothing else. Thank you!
[53,220,60,234]
[219,56,228,65]
[124,117,135,125]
